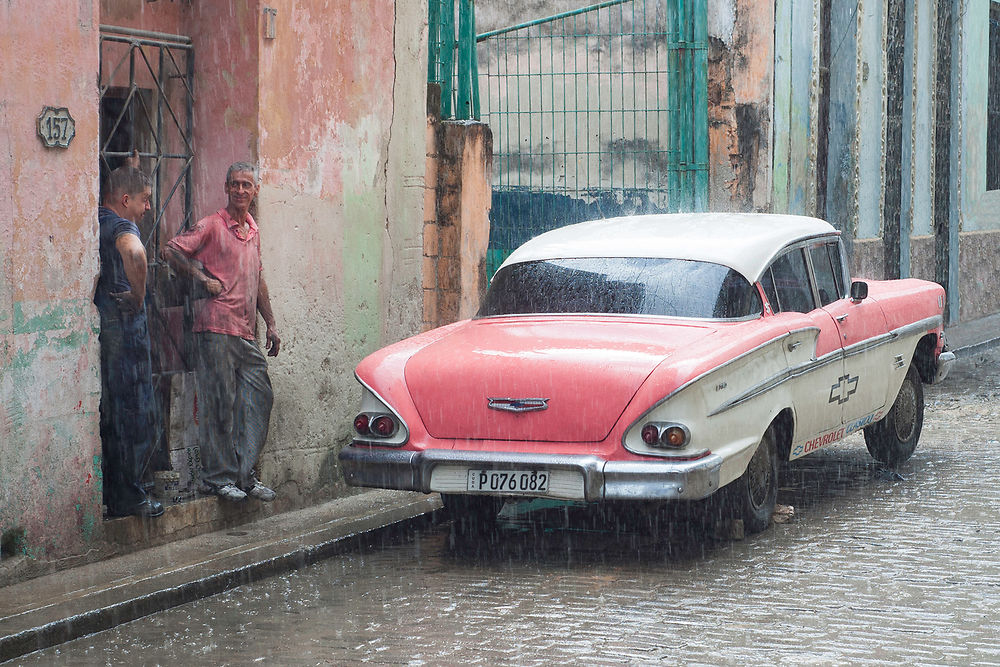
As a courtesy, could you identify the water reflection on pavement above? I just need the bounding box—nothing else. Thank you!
[22,351,1000,665]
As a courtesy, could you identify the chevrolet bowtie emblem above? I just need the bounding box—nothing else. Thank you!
[829,374,859,405]
[488,397,549,413]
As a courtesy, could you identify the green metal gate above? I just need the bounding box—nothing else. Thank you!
[453,0,708,275]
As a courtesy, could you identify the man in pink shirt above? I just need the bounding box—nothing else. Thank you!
[164,162,281,502]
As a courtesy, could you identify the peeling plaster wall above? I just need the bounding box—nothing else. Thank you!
[255,0,427,499]
[953,1,1000,321]
[772,0,816,216]
[855,1,885,241]
[186,3,260,230]
[707,0,773,212]
[0,1,104,561]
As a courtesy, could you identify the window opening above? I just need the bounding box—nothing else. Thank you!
[809,242,841,306]
[988,3,1000,190]
[768,249,814,314]
[99,25,195,490]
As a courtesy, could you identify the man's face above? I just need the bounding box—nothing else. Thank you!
[122,187,152,223]
[225,171,259,211]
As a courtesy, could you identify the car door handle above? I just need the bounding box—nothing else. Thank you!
[787,341,801,351]
[835,314,848,322]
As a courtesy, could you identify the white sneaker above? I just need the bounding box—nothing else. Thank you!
[214,483,247,501]
[243,480,276,501]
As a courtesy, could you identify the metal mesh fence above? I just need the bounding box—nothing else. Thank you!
[475,0,706,276]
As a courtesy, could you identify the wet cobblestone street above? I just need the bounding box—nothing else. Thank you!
[23,350,1000,665]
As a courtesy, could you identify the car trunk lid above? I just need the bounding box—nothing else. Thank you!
[404,317,713,442]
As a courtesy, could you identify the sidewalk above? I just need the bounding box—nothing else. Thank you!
[0,490,442,663]
[943,311,1000,356]
[1,313,997,664]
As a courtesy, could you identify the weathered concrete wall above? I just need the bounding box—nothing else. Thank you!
[854,0,885,241]
[955,2,1000,321]
[254,0,427,500]
[1,0,429,579]
[0,1,104,562]
[423,121,493,329]
[708,0,774,212]
[187,3,260,226]
[771,0,815,215]
[957,230,1000,321]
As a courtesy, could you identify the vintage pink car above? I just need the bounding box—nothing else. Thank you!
[340,213,955,533]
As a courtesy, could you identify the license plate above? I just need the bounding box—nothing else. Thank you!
[467,469,549,494]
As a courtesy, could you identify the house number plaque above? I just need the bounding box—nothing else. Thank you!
[37,107,76,148]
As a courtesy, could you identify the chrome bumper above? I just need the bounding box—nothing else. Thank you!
[934,350,956,384]
[338,445,724,502]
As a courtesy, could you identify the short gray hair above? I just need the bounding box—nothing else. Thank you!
[226,162,259,184]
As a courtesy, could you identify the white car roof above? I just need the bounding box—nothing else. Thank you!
[498,212,840,282]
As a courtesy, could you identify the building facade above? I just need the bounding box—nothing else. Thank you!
[1,0,429,571]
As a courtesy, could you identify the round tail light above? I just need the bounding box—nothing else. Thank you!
[641,424,659,445]
[353,414,371,435]
[371,415,396,437]
[662,426,687,447]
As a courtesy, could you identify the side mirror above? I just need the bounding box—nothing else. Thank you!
[850,281,868,303]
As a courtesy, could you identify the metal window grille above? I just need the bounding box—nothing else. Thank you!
[99,25,196,440]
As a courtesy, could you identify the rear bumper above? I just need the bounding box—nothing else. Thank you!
[338,445,723,502]
[934,350,956,384]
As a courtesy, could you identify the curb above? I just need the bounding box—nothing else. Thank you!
[0,495,442,663]
[952,336,1000,358]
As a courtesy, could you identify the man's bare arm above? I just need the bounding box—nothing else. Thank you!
[257,275,280,357]
[161,245,223,296]
[113,233,147,312]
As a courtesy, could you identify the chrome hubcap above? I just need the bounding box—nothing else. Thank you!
[893,378,918,442]
[747,440,772,509]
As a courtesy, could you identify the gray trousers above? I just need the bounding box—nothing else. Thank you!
[195,332,273,489]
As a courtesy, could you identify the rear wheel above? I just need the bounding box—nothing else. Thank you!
[864,363,923,466]
[722,426,778,534]
[441,494,504,535]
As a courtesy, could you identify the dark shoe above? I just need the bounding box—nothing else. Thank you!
[243,480,276,501]
[109,499,164,518]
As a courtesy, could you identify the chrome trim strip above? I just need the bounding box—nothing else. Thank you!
[707,348,842,417]
[635,329,803,414]
[338,445,723,502]
[841,332,895,359]
[707,315,943,416]
[623,327,820,452]
[892,314,943,339]
[488,397,550,413]
[474,311,761,323]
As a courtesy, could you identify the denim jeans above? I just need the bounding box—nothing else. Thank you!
[99,309,155,513]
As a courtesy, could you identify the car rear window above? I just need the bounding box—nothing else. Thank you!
[478,257,762,319]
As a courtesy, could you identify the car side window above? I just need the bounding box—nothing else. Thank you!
[765,248,815,313]
[809,242,843,306]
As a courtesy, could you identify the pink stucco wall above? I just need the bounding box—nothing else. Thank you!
[252,0,427,500]
[1,0,428,576]
[1,1,103,561]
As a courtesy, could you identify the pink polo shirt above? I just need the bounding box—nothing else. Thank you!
[167,208,263,340]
